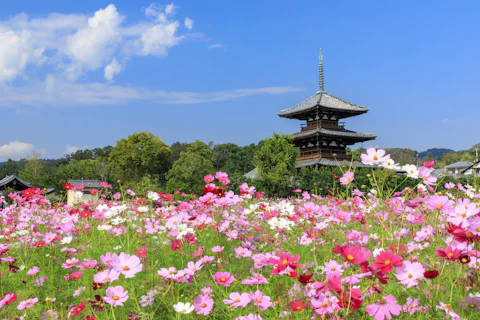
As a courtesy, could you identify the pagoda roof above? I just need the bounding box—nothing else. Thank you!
[278,91,369,119]
[0,174,34,189]
[293,128,376,142]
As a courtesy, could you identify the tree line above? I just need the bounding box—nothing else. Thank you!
[1,131,478,198]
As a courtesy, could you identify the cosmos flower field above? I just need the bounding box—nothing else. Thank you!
[1,149,479,319]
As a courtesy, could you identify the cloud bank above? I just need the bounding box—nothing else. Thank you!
[0,3,186,82]
[0,141,35,161]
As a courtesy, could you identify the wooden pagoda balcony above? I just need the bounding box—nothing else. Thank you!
[300,120,345,131]
[297,148,352,161]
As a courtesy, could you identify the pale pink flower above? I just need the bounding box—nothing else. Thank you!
[340,171,354,185]
[366,294,401,320]
[103,286,128,307]
[17,297,38,310]
[223,292,251,308]
[213,272,235,286]
[26,266,40,277]
[361,148,390,164]
[93,269,120,284]
[395,260,425,288]
[110,253,143,278]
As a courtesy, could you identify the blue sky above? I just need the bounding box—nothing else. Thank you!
[1,1,479,161]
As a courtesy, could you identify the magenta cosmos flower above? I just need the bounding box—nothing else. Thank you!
[339,171,354,185]
[360,148,390,165]
[395,260,425,288]
[194,294,214,315]
[213,272,235,286]
[366,295,401,320]
[110,253,143,278]
[103,286,128,307]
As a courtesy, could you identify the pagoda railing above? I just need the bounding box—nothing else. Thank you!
[300,121,345,131]
[297,149,352,161]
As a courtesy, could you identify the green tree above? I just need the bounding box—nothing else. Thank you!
[166,140,215,194]
[253,133,299,197]
[168,142,189,168]
[108,131,171,184]
[19,151,49,187]
[0,159,27,178]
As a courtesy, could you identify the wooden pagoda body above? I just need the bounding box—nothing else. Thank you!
[278,51,376,167]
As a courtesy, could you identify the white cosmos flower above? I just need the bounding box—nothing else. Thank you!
[147,191,160,201]
[74,191,83,198]
[61,236,73,244]
[402,164,419,179]
[137,206,149,213]
[380,158,399,170]
[173,302,194,314]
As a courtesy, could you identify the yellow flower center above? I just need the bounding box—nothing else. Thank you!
[113,295,119,300]
[384,260,390,265]
[373,155,378,160]
[347,255,354,261]
[123,266,130,271]
[221,277,226,282]
[407,273,413,278]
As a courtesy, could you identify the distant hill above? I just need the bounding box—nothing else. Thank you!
[418,148,455,160]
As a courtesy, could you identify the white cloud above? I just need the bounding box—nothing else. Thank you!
[0,141,35,161]
[0,3,187,82]
[184,17,193,30]
[0,75,305,107]
[65,144,90,154]
[208,43,224,49]
[104,58,123,81]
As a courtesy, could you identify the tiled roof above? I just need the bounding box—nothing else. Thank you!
[0,174,34,188]
[445,161,473,170]
[68,180,102,188]
[278,91,368,117]
[293,128,376,141]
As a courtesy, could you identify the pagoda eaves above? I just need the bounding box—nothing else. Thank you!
[278,49,376,163]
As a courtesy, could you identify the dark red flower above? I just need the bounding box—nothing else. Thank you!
[90,295,104,312]
[424,270,439,279]
[298,273,313,284]
[459,255,471,264]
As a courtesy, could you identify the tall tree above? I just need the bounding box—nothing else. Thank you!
[166,140,215,194]
[108,131,171,184]
[19,151,49,187]
[253,133,299,197]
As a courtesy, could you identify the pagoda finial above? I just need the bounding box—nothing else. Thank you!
[318,48,325,92]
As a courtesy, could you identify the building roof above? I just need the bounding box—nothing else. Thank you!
[68,180,102,188]
[293,128,376,141]
[445,161,474,170]
[431,168,446,178]
[278,91,369,119]
[0,174,34,189]
[244,168,259,180]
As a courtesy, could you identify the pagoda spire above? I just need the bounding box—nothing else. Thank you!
[318,48,325,92]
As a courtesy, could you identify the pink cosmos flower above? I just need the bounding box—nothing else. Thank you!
[339,245,371,265]
[395,260,425,288]
[361,148,390,164]
[204,174,214,183]
[100,252,115,267]
[418,166,437,186]
[371,250,403,273]
[194,294,214,315]
[185,261,203,276]
[69,272,83,281]
[0,292,17,308]
[26,266,40,277]
[340,171,354,185]
[93,269,120,284]
[213,272,235,286]
[211,246,224,253]
[249,290,272,310]
[403,297,422,315]
[235,247,252,258]
[17,297,38,310]
[79,259,97,270]
[103,286,128,307]
[158,267,177,279]
[366,294,401,320]
[110,253,143,278]
[223,292,251,308]
[436,302,461,320]
[62,258,80,269]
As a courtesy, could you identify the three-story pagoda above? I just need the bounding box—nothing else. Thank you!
[278,50,376,167]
